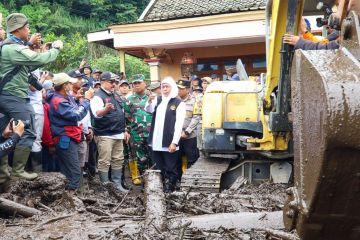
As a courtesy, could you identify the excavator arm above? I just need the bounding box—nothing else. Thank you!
[281,0,360,239]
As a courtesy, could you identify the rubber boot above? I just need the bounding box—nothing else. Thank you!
[11,147,38,180]
[31,151,43,173]
[181,156,188,173]
[98,171,110,183]
[111,168,129,193]
[121,166,130,190]
[0,155,11,193]
[129,159,141,185]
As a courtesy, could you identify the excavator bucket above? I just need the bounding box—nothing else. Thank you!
[284,42,360,239]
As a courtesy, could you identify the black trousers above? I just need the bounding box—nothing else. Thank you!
[177,137,199,180]
[180,137,199,165]
[153,150,179,185]
[0,92,36,149]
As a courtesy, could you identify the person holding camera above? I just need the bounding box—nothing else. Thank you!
[0,119,25,192]
[0,120,25,159]
[0,13,63,181]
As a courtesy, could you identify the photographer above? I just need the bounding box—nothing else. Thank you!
[0,120,25,158]
[0,13,63,180]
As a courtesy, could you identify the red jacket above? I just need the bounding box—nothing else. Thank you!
[42,103,55,147]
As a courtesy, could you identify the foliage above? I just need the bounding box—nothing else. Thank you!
[0,0,151,75]
[90,54,150,80]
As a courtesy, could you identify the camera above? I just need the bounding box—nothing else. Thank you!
[316,2,332,27]
[316,1,341,30]
[28,72,43,91]
[9,119,31,131]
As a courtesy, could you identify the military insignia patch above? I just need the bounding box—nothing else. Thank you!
[170,105,176,110]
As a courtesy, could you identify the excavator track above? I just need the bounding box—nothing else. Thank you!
[181,155,231,192]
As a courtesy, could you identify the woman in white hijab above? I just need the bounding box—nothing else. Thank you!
[145,76,186,192]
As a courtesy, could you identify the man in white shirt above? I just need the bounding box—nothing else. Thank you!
[90,72,130,192]
[145,76,186,193]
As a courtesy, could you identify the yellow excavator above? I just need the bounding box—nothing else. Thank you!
[181,0,360,239]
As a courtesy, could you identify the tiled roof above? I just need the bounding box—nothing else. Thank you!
[140,0,267,22]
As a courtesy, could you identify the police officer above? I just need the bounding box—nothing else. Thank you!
[126,75,153,185]
[0,13,63,183]
[177,80,200,175]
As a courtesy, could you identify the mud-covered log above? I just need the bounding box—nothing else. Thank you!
[168,211,284,230]
[0,197,42,217]
[144,170,166,232]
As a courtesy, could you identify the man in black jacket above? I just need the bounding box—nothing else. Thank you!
[90,72,130,192]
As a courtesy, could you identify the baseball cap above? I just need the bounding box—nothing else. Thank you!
[201,77,212,84]
[53,73,78,87]
[119,80,130,86]
[93,69,102,74]
[6,13,28,33]
[68,69,85,78]
[191,75,200,81]
[193,86,203,92]
[100,72,112,81]
[110,72,120,81]
[177,79,191,89]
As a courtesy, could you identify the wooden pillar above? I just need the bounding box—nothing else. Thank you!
[119,50,126,74]
[144,58,161,83]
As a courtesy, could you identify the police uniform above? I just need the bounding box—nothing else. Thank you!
[177,80,200,179]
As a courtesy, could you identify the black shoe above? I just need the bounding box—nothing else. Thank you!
[175,180,181,191]
[164,181,175,193]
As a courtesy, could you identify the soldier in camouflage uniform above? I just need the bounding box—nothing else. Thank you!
[125,75,152,185]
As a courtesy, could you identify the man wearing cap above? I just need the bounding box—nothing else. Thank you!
[90,72,130,192]
[148,82,161,96]
[47,73,93,192]
[117,80,131,97]
[0,13,63,183]
[92,69,102,82]
[126,75,153,185]
[67,70,93,188]
[79,61,94,87]
[190,75,201,93]
[177,79,200,178]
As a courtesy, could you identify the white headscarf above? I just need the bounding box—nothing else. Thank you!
[161,76,178,100]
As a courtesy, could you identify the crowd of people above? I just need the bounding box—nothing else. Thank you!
[0,12,222,194]
[1,0,357,196]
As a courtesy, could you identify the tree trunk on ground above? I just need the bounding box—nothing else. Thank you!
[144,170,166,232]
[168,211,284,230]
[0,197,42,217]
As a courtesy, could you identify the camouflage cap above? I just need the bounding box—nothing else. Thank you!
[6,13,28,33]
[132,74,145,83]
[148,82,160,90]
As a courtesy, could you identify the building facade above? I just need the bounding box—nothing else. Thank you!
[88,0,268,82]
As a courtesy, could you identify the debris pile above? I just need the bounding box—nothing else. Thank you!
[0,172,298,240]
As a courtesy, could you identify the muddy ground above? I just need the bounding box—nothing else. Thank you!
[0,173,298,240]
